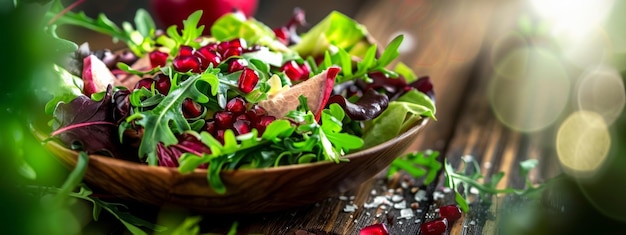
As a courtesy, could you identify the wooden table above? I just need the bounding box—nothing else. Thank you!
[71,0,626,234]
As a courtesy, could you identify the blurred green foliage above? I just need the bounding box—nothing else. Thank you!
[0,2,75,234]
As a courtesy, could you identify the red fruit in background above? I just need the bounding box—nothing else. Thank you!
[150,0,258,35]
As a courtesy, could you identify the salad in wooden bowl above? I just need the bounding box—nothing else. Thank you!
[39,7,436,213]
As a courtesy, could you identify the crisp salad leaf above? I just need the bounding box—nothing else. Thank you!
[126,72,213,165]
[362,89,436,148]
[292,11,370,57]
[211,12,284,51]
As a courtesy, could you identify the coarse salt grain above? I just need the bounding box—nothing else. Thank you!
[415,190,427,201]
[433,191,445,200]
[394,201,407,209]
[391,194,404,202]
[343,204,358,213]
[398,208,414,219]
[470,187,480,195]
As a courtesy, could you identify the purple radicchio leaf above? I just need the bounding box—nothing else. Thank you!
[358,71,409,96]
[51,85,136,160]
[409,76,435,101]
[157,133,210,168]
[328,89,389,121]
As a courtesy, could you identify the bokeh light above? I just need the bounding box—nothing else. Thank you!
[556,111,611,178]
[488,46,570,132]
[575,66,625,125]
[530,0,614,39]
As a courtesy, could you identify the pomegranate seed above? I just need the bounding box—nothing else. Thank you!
[214,111,234,129]
[420,218,448,235]
[254,115,276,135]
[238,68,259,93]
[153,74,171,95]
[359,223,388,235]
[228,59,247,73]
[235,114,250,122]
[134,77,154,91]
[222,46,243,59]
[178,45,194,56]
[203,43,218,52]
[246,105,267,122]
[219,38,246,52]
[149,50,168,68]
[173,55,202,73]
[273,27,289,45]
[439,205,462,223]
[233,120,251,135]
[281,61,310,81]
[215,129,225,143]
[195,46,222,69]
[182,98,204,118]
[205,121,216,134]
[226,97,247,114]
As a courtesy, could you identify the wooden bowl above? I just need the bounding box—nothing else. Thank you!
[36,119,428,214]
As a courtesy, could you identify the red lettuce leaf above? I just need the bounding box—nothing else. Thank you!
[51,86,136,160]
[327,89,389,121]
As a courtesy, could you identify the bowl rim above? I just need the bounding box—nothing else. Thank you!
[36,118,428,174]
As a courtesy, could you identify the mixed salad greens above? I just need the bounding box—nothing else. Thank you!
[44,4,436,192]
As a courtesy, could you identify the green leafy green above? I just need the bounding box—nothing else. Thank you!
[43,65,83,114]
[51,151,88,207]
[292,11,370,58]
[388,150,441,185]
[126,72,213,165]
[177,97,362,192]
[169,216,202,235]
[210,12,282,50]
[443,157,545,213]
[315,35,405,84]
[164,10,204,55]
[48,6,156,56]
[362,90,436,148]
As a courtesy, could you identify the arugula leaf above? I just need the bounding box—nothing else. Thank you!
[312,35,405,84]
[165,10,204,55]
[443,157,545,213]
[388,150,441,185]
[48,6,156,56]
[126,72,213,165]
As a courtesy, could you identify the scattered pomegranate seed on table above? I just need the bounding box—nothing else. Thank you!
[359,223,389,235]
